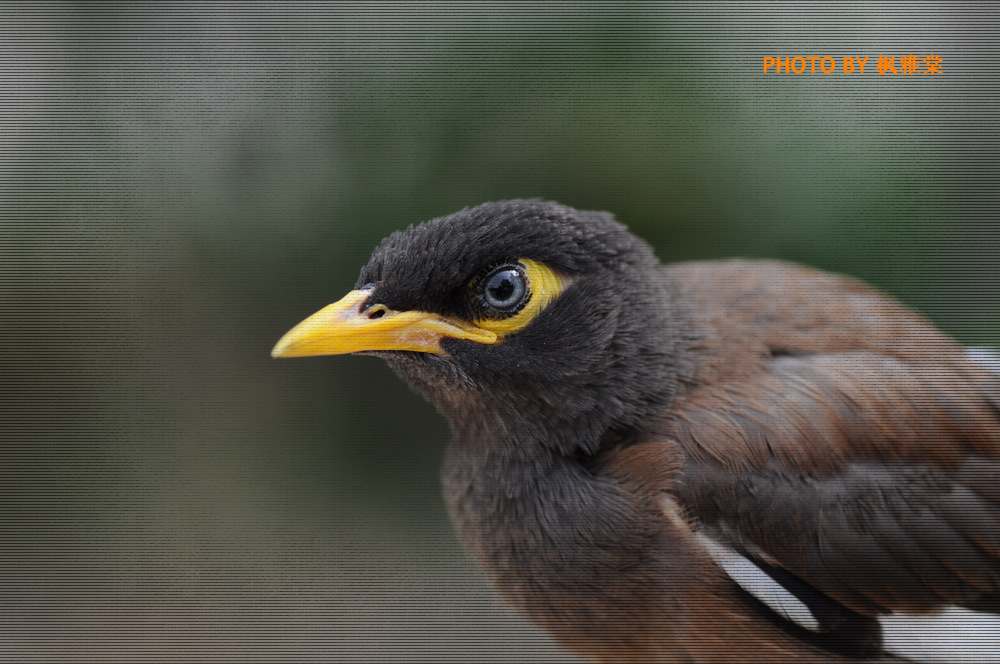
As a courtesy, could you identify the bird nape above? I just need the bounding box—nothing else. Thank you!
[272,200,1000,663]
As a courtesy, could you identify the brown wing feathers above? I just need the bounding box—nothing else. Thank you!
[662,261,1000,625]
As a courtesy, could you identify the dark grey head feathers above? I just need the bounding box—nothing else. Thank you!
[351,200,689,454]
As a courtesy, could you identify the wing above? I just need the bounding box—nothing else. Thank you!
[594,261,1000,659]
[667,348,1000,658]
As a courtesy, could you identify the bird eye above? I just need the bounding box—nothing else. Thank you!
[469,258,570,337]
[481,265,529,313]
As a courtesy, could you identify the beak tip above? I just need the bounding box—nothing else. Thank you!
[271,337,294,358]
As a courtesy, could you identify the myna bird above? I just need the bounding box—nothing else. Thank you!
[272,200,1000,663]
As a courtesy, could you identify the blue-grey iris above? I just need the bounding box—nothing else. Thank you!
[483,266,527,312]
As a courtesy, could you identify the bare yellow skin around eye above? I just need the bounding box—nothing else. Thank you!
[474,258,572,338]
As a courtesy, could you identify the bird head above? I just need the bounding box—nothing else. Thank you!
[272,200,684,452]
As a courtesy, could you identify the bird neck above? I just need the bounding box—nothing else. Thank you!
[440,422,655,602]
[433,273,695,623]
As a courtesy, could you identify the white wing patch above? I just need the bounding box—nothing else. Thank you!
[966,347,1000,376]
[659,495,821,632]
[696,532,822,633]
[881,606,1000,663]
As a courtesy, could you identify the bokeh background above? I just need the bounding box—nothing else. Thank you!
[3,3,999,662]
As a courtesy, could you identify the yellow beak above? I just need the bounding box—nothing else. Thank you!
[271,289,498,358]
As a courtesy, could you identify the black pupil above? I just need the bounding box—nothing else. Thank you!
[484,268,525,310]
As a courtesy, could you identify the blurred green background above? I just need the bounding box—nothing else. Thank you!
[2,3,998,661]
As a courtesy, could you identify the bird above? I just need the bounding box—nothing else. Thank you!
[272,200,1000,663]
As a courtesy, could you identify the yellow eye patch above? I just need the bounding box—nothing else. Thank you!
[474,258,572,338]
